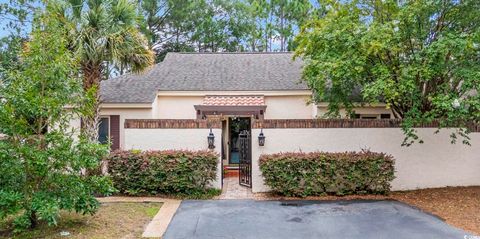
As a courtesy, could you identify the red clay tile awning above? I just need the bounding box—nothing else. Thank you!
[194,95,267,119]
[202,95,265,106]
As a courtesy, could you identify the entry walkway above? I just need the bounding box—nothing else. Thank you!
[163,200,472,239]
[216,176,254,199]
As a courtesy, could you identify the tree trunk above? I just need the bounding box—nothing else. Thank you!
[29,210,38,229]
[81,62,102,142]
[264,27,268,52]
[280,7,285,51]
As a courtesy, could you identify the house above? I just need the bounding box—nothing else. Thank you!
[93,52,480,193]
[97,52,390,167]
[98,52,391,147]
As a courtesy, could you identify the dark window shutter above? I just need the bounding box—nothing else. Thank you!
[109,115,120,150]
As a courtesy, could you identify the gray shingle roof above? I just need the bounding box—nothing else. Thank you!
[100,52,308,103]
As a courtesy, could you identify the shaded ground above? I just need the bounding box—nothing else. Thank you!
[164,200,471,239]
[216,176,254,199]
[0,202,162,239]
[391,187,480,235]
[254,186,480,235]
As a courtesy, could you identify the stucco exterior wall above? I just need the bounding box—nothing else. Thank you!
[251,128,480,193]
[100,108,152,149]
[124,128,222,189]
[154,92,315,119]
[316,106,393,118]
[155,96,204,119]
[67,117,82,138]
[264,95,313,119]
[89,93,314,149]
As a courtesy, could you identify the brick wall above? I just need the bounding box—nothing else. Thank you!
[125,119,222,129]
[252,119,480,132]
[124,118,479,131]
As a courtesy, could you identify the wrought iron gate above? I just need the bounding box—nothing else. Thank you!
[239,130,252,187]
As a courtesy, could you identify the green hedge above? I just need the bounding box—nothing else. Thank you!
[260,151,395,197]
[107,150,218,196]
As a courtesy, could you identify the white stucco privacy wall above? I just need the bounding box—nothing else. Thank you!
[251,128,480,193]
[124,128,222,189]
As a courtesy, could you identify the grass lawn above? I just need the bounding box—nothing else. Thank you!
[0,202,162,239]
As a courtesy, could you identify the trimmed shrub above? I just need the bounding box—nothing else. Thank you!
[259,151,395,197]
[107,150,218,196]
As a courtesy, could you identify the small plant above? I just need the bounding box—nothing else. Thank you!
[260,151,395,197]
[107,150,218,198]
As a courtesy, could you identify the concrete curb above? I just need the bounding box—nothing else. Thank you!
[97,197,181,238]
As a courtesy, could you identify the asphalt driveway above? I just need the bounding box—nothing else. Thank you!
[163,200,473,239]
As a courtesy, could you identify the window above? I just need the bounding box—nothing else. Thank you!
[353,114,379,119]
[352,113,391,119]
[98,117,109,144]
[361,116,378,119]
[381,114,391,119]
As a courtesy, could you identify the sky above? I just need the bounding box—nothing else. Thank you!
[0,0,36,38]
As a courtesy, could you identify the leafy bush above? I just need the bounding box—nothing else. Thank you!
[107,150,218,196]
[260,151,395,197]
[0,15,114,231]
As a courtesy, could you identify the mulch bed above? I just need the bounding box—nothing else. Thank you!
[390,187,480,235]
[254,186,480,235]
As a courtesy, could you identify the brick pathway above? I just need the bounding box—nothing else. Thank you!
[216,176,254,199]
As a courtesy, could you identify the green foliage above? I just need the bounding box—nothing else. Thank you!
[49,0,154,75]
[249,0,315,51]
[0,13,114,231]
[0,36,23,79]
[137,0,317,59]
[260,151,395,197]
[108,150,218,197]
[295,0,480,145]
[46,0,154,140]
[0,0,39,35]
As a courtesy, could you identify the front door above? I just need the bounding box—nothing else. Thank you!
[239,130,252,187]
[228,117,251,164]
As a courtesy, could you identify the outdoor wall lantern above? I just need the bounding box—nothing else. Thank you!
[207,128,215,149]
[258,129,266,146]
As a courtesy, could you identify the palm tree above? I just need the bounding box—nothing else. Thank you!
[49,0,154,140]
